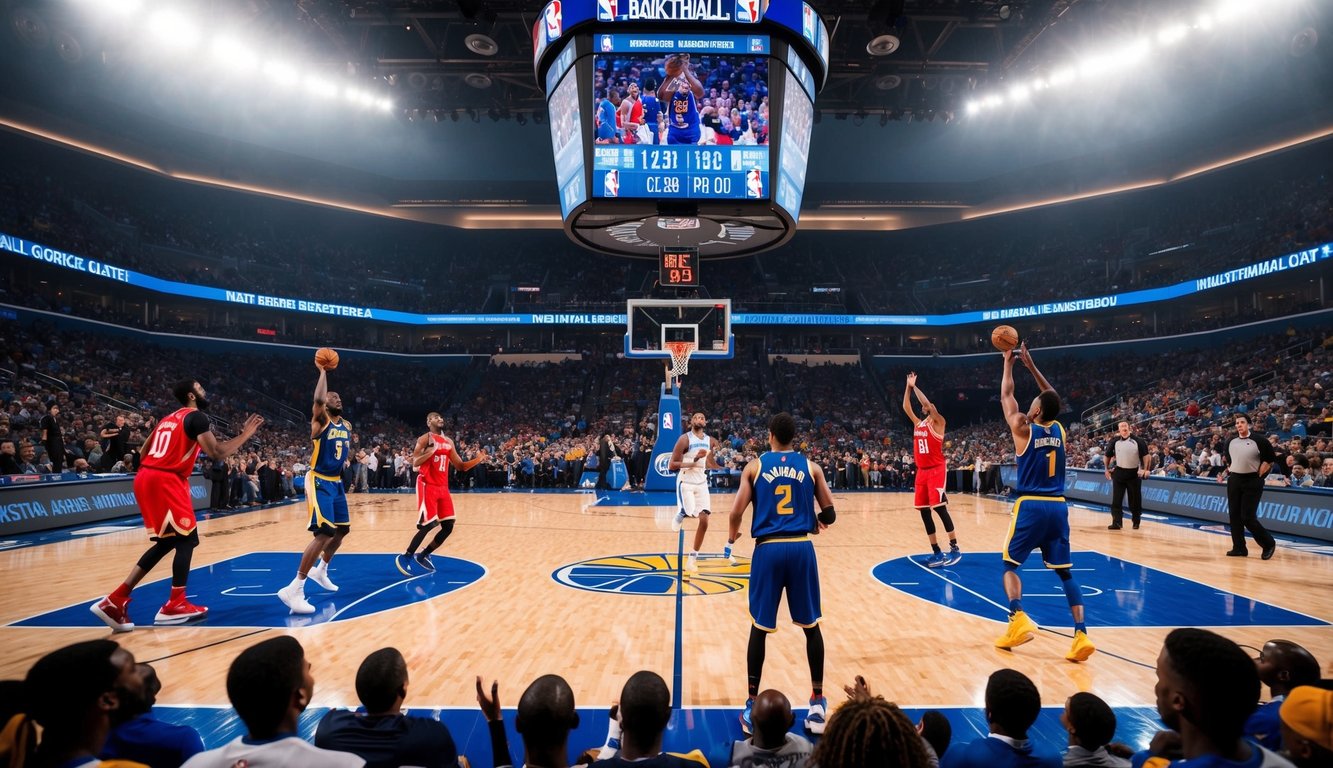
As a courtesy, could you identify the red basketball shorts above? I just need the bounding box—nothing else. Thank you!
[416,479,455,525]
[134,467,197,538]
[914,464,948,508]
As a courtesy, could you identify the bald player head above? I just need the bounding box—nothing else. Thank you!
[752,689,795,749]
[1256,640,1321,697]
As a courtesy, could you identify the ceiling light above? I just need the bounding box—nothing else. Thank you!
[147,10,199,50]
[264,60,300,88]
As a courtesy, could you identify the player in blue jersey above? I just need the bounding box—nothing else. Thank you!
[996,343,1095,662]
[728,413,837,737]
[658,55,704,145]
[279,361,352,615]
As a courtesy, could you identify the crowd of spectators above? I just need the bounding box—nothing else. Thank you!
[5,628,1329,767]
[2,133,1328,349]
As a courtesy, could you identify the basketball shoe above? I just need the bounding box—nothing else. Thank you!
[944,545,962,566]
[307,560,338,591]
[155,594,208,625]
[671,510,686,532]
[995,610,1039,649]
[804,695,829,734]
[925,551,946,568]
[415,554,436,573]
[395,554,416,576]
[723,543,738,566]
[1066,631,1096,662]
[90,595,134,633]
[278,582,316,615]
[740,697,754,735]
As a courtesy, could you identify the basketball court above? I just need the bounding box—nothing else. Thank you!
[1,479,1329,762]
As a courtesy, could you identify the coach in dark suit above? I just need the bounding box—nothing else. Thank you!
[1219,414,1279,560]
[1105,421,1150,530]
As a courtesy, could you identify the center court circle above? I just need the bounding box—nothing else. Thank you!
[553,553,750,596]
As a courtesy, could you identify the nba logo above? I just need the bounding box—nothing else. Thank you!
[802,4,816,41]
[663,412,673,430]
[600,34,613,52]
[736,0,760,23]
[749,37,764,52]
[604,170,619,197]
[544,0,562,41]
[745,168,762,198]
[598,0,617,21]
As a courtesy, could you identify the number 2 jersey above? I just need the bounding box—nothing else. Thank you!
[751,451,816,539]
[310,417,353,478]
[1016,419,1066,496]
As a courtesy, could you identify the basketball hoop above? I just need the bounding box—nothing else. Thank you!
[664,340,696,379]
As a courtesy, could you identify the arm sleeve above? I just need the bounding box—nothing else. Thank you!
[183,411,210,441]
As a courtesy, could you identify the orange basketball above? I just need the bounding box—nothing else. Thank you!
[315,347,339,370]
[991,325,1019,352]
[665,55,684,78]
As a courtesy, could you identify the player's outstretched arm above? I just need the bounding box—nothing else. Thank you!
[902,373,922,423]
[728,460,758,542]
[1000,349,1030,450]
[196,413,264,463]
[448,440,489,472]
[1017,342,1054,393]
[311,367,330,435]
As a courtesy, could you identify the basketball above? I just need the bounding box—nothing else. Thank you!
[665,55,684,78]
[315,347,339,370]
[991,325,1019,352]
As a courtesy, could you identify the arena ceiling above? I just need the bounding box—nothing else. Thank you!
[0,0,1330,231]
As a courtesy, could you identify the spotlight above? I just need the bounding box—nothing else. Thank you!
[469,108,480,122]
[304,76,338,99]
[264,60,301,89]
[210,37,258,74]
[533,112,546,124]
[1157,24,1189,46]
[430,111,440,122]
[879,112,888,126]
[516,112,527,125]
[451,109,460,122]
[147,9,199,50]
[965,101,980,116]
[377,98,394,112]
[1008,83,1030,101]
[852,111,865,126]
[488,107,500,121]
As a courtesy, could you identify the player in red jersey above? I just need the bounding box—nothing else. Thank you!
[91,380,263,631]
[903,373,961,568]
[395,412,487,575]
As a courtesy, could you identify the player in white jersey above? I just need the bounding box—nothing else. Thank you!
[669,412,730,577]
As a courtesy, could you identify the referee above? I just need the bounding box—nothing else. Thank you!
[1219,414,1279,559]
[1104,421,1150,530]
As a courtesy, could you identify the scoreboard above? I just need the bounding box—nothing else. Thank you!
[659,247,699,287]
[595,146,768,200]
[534,0,828,257]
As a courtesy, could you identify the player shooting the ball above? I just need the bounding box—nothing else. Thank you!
[658,54,704,145]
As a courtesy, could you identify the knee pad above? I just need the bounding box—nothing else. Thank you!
[178,532,200,550]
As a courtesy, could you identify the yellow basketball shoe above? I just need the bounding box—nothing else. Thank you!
[995,611,1038,649]
[1066,631,1096,662]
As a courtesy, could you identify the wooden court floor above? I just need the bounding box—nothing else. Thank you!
[1,489,1330,712]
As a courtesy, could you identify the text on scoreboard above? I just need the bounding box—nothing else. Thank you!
[594,146,769,199]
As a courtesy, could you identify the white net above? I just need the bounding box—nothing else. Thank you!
[664,340,695,379]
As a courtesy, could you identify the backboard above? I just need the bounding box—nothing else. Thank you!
[625,299,733,361]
